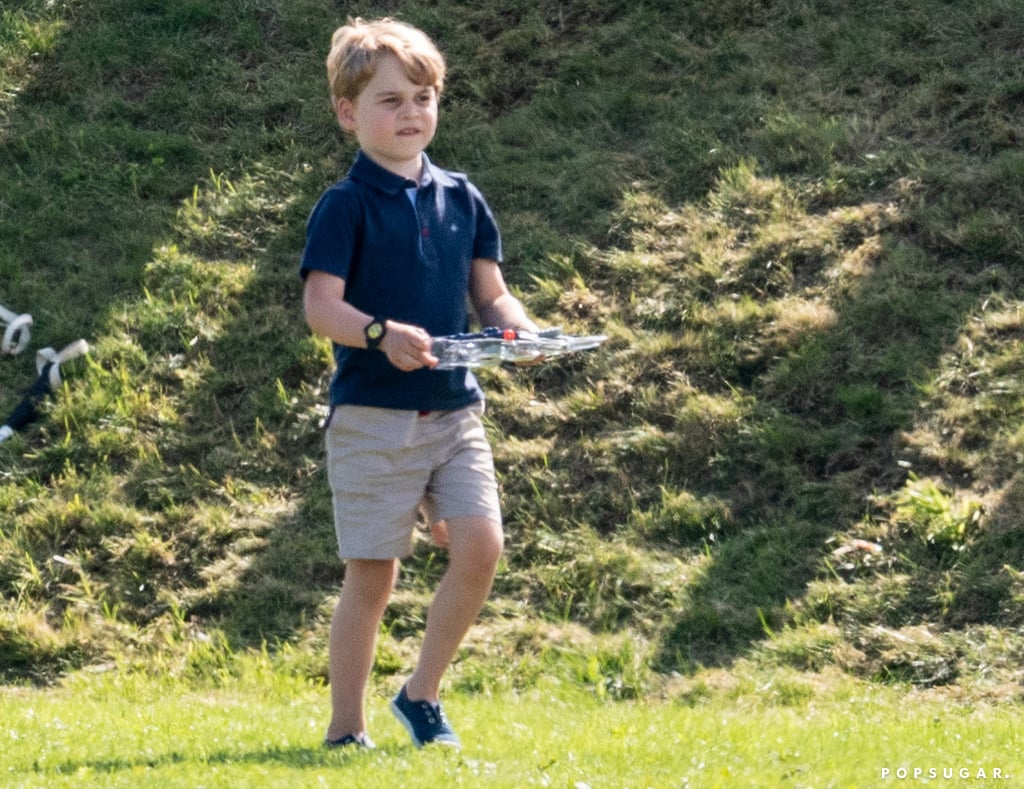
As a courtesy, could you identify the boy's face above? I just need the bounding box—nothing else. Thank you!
[335,54,439,179]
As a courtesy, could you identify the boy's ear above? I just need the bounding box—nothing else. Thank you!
[334,98,357,131]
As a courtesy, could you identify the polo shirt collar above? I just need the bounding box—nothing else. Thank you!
[348,150,456,194]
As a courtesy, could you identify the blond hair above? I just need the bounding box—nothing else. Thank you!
[326,17,446,104]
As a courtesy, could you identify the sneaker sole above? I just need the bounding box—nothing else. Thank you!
[323,734,376,750]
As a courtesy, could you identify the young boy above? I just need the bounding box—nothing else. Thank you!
[300,17,539,750]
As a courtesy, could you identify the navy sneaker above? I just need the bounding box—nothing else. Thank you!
[324,732,376,750]
[390,685,461,748]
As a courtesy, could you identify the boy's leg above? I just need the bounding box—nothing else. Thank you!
[327,557,398,740]
[404,515,503,702]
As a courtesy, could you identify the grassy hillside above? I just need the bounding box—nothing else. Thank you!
[2,0,1023,701]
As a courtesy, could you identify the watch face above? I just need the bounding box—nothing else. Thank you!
[367,322,383,340]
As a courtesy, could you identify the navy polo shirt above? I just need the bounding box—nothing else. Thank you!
[300,151,503,411]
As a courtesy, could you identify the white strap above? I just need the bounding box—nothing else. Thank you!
[0,304,33,355]
[36,339,90,391]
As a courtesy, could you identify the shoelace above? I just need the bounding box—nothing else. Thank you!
[416,699,447,727]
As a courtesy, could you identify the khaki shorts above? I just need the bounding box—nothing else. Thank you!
[325,401,501,559]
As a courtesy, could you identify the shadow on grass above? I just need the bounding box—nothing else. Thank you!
[0,1,339,675]
[5,0,1021,693]
[655,233,986,670]
[935,471,1024,631]
[21,742,403,779]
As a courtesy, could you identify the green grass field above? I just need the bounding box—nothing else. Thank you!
[4,658,1022,788]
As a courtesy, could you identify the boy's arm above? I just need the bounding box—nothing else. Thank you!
[468,259,539,332]
[303,270,437,371]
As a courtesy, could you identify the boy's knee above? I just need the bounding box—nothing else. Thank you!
[478,519,504,559]
[450,517,503,569]
[471,528,504,571]
[481,526,504,566]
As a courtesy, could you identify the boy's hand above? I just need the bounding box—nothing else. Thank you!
[380,321,439,371]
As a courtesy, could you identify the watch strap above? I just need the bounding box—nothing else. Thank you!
[364,317,387,350]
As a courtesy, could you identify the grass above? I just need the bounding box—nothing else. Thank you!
[2,0,1024,779]
[3,655,1022,788]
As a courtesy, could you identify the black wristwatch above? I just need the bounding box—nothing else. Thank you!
[363,317,388,350]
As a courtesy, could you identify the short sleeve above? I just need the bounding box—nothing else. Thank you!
[468,182,502,263]
[299,185,362,281]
